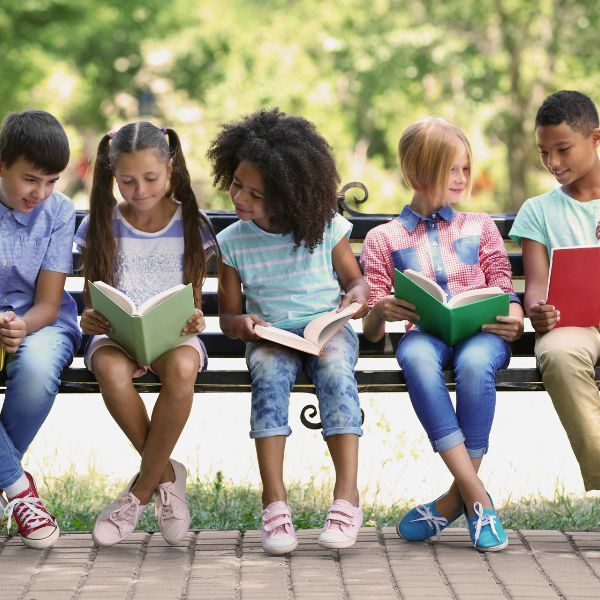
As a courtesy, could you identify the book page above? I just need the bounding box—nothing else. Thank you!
[402,270,447,303]
[254,325,320,355]
[137,284,188,315]
[303,302,362,347]
[447,287,504,309]
[91,281,136,315]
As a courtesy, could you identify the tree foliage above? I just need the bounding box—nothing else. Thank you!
[1,0,599,211]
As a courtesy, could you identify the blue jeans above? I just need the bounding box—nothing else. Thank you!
[0,325,77,488]
[396,329,510,458]
[246,326,363,439]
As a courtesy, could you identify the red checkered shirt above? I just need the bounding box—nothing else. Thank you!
[360,205,517,330]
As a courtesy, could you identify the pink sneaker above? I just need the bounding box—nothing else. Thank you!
[155,459,190,545]
[318,499,363,549]
[3,472,59,549]
[92,474,147,547]
[261,501,298,555]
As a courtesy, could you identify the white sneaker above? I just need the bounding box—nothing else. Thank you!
[155,460,190,545]
[92,474,147,547]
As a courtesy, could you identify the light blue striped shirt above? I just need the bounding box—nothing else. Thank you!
[217,214,352,329]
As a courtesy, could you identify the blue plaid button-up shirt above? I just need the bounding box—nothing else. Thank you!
[0,191,80,346]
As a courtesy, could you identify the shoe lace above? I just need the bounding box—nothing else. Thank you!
[156,487,174,520]
[410,504,448,541]
[472,501,500,546]
[109,494,139,527]
[4,495,54,533]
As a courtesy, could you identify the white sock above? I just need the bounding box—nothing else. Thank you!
[5,473,29,499]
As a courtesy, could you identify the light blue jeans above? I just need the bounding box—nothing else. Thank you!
[396,329,510,458]
[0,325,77,488]
[246,326,363,439]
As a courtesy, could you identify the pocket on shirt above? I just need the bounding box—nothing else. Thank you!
[452,235,480,266]
[391,247,421,272]
[17,235,51,279]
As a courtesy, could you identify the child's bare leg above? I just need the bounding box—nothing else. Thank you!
[93,347,150,453]
[255,436,286,507]
[92,347,177,490]
[435,456,482,518]
[438,444,492,516]
[129,345,198,504]
[325,434,359,506]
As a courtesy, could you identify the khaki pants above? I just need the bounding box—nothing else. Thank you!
[536,327,600,491]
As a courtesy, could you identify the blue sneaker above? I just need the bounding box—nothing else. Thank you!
[397,498,462,541]
[464,498,508,552]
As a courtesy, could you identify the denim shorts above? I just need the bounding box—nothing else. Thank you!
[246,325,363,439]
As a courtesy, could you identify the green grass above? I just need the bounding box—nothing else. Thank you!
[10,468,600,533]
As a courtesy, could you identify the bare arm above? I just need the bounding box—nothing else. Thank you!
[1,270,67,352]
[218,263,268,342]
[331,237,369,317]
[362,296,419,343]
[521,238,558,333]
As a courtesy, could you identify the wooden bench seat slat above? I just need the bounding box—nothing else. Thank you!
[3,207,598,405]
[10,366,598,395]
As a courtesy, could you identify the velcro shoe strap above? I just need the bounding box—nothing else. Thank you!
[326,509,354,526]
[263,515,292,532]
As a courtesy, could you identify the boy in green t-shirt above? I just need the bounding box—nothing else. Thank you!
[510,90,600,491]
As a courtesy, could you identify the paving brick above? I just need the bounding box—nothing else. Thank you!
[2,529,599,598]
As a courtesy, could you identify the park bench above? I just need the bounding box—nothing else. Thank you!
[1,183,599,429]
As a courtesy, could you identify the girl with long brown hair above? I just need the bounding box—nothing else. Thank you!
[75,121,217,547]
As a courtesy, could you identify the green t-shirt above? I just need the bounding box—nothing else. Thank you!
[509,187,600,258]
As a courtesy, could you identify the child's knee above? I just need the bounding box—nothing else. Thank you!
[92,350,134,382]
[248,346,299,386]
[537,344,587,374]
[161,356,199,384]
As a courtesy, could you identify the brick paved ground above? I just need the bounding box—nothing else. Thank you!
[1,528,600,599]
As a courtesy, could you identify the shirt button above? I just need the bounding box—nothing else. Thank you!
[432,242,438,247]
[437,266,442,272]
[430,223,435,229]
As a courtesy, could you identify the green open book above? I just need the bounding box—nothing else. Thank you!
[394,268,509,345]
[88,281,196,365]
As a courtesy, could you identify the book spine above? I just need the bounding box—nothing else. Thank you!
[133,318,149,366]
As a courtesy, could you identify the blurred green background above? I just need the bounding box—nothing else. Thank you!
[1,0,598,213]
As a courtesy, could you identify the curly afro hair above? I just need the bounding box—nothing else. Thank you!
[207,108,340,250]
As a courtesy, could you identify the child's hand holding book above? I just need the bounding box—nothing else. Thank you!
[372,295,420,325]
[0,311,27,353]
[181,308,206,335]
[80,308,113,335]
[481,303,524,342]
[527,300,559,333]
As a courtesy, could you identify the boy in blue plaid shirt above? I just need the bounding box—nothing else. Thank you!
[0,110,80,548]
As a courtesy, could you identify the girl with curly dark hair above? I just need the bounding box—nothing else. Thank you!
[208,108,369,554]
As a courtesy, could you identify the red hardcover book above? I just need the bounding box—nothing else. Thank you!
[546,245,600,327]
